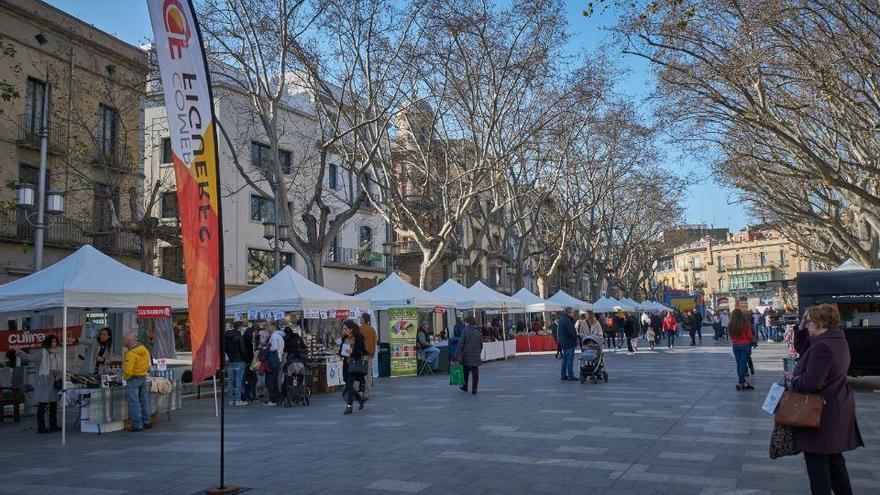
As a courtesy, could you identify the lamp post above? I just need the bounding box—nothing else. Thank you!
[262,214,289,275]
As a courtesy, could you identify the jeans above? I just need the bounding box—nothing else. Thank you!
[423,346,440,369]
[265,370,280,402]
[126,375,150,428]
[804,452,853,495]
[463,365,479,392]
[666,331,675,348]
[756,324,766,340]
[561,347,575,378]
[767,326,778,341]
[226,362,246,402]
[732,344,752,384]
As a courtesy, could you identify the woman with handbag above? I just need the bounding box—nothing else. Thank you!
[339,319,368,415]
[783,304,862,495]
[17,335,65,433]
[727,308,754,390]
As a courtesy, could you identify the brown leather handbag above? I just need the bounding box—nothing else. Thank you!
[774,390,826,428]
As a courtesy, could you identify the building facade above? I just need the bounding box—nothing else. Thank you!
[0,0,148,283]
[144,74,389,296]
[655,227,816,310]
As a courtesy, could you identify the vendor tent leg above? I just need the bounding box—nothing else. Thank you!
[61,304,67,445]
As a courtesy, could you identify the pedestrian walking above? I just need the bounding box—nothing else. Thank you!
[224,321,248,406]
[685,311,696,346]
[16,335,65,433]
[727,309,754,390]
[694,309,703,344]
[340,319,368,414]
[646,325,656,350]
[457,316,483,394]
[604,314,617,350]
[360,313,378,399]
[662,312,677,349]
[651,312,662,347]
[783,304,863,495]
[558,308,578,380]
[122,333,152,431]
[640,311,651,338]
[624,315,636,354]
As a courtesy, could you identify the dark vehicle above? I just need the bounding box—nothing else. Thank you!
[797,268,880,377]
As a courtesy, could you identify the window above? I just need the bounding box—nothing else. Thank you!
[359,226,373,250]
[25,78,47,134]
[98,104,119,158]
[19,163,49,192]
[735,254,742,269]
[328,218,339,262]
[328,163,338,189]
[160,245,184,282]
[250,195,274,222]
[759,251,766,267]
[250,142,291,176]
[160,191,178,218]
[780,249,788,266]
[247,248,293,284]
[160,137,173,164]
[717,255,724,270]
[718,278,725,292]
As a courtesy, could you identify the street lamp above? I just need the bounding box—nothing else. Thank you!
[262,217,289,275]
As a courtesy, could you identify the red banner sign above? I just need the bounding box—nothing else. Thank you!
[335,310,350,320]
[137,306,172,319]
[1,326,83,352]
[434,306,445,314]
[501,307,509,314]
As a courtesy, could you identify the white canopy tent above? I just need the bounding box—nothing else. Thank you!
[512,288,563,313]
[591,297,621,314]
[432,279,503,311]
[546,290,592,312]
[0,244,189,444]
[619,297,643,312]
[358,273,454,310]
[226,265,370,313]
[469,282,525,359]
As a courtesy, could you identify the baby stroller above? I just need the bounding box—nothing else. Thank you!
[579,335,608,384]
[281,357,310,407]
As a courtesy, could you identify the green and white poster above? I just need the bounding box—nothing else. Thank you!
[388,307,418,377]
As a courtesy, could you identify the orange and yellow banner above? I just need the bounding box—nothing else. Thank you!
[148,0,224,385]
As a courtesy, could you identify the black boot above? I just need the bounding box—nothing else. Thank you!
[36,402,49,434]
[49,402,61,432]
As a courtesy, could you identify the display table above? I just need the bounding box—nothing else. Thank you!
[75,381,181,433]
[481,340,517,361]
[515,334,557,352]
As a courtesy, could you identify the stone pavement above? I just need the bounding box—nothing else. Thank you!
[1,339,878,495]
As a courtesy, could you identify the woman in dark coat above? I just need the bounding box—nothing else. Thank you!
[456,316,483,394]
[339,320,368,415]
[785,304,863,495]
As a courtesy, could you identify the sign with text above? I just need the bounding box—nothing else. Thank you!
[1,325,84,352]
[137,306,172,319]
[388,307,418,377]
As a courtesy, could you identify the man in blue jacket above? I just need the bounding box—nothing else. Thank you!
[557,308,578,381]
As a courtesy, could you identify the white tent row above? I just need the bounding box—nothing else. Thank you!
[432,279,503,311]
[226,266,369,313]
[546,290,592,312]
[511,288,563,313]
[0,245,190,445]
[359,273,454,310]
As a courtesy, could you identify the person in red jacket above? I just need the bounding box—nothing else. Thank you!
[662,312,677,349]
[727,308,755,390]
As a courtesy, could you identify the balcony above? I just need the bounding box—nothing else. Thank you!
[16,114,67,155]
[325,246,386,272]
[92,141,135,173]
[0,211,142,258]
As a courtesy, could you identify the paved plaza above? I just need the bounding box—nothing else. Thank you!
[0,340,878,495]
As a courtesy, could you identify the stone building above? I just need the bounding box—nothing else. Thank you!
[0,0,148,283]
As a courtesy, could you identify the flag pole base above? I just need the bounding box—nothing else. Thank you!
[204,486,245,495]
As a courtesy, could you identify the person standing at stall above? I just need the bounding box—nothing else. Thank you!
[264,323,284,406]
[17,335,65,433]
[76,327,115,375]
[360,313,378,400]
[122,333,151,431]
[457,316,483,394]
[242,322,258,402]
[784,304,863,495]
[224,321,247,406]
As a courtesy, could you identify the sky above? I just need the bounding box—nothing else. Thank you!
[46,0,749,231]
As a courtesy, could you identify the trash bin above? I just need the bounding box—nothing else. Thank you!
[378,344,391,377]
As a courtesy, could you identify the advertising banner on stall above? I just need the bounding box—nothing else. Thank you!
[136,306,172,319]
[387,307,418,377]
[1,326,83,352]
[148,0,225,385]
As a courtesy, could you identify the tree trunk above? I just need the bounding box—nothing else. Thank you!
[536,275,550,299]
[418,251,438,290]
[303,252,325,287]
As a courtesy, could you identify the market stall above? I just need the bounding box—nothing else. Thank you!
[0,245,187,443]
[591,297,622,314]
[432,280,505,362]
[226,265,371,393]
[358,273,454,376]
[510,288,563,353]
[546,290,592,312]
[468,282,524,360]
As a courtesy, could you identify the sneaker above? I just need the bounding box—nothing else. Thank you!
[263,401,276,406]
[143,423,152,430]
[236,400,248,406]
[228,401,235,406]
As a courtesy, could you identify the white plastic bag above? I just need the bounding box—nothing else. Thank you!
[762,382,786,414]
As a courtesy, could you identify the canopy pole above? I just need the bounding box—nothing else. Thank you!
[61,304,67,445]
[502,310,508,360]
[527,312,532,355]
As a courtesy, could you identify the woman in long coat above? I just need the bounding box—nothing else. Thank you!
[18,335,64,433]
[76,327,116,375]
[785,304,863,495]
[456,316,483,395]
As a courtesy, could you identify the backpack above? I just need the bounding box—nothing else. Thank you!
[258,343,281,374]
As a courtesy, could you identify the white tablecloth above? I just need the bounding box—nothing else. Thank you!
[481,340,516,361]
